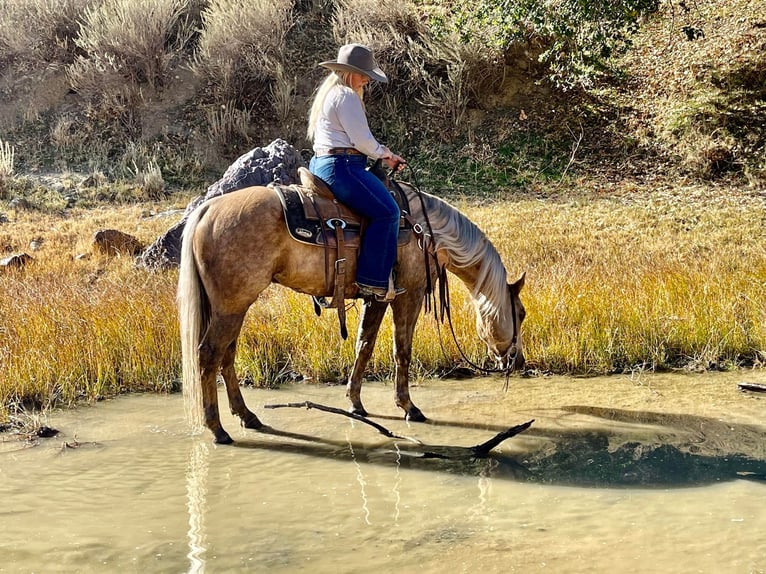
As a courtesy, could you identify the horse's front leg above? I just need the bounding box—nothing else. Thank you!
[391,293,426,422]
[347,299,388,416]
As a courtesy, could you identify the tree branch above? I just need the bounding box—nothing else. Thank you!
[263,401,534,458]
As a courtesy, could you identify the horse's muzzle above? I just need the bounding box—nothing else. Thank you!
[497,348,524,372]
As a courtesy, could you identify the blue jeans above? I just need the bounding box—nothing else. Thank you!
[310,154,400,289]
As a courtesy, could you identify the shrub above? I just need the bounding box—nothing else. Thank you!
[408,35,503,133]
[332,0,503,141]
[193,0,293,107]
[332,0,425,86]
[68,0,193,97]
[429,0,660,89]
[0,0,93,71]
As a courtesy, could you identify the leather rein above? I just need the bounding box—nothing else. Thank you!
[391,174,520,385]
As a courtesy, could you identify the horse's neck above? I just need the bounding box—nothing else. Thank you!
[415,189,506,307]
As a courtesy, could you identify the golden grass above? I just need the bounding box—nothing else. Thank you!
[490,182,766,373]
[2,181,765,421]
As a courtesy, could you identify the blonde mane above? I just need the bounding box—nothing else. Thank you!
[421,192,508,318]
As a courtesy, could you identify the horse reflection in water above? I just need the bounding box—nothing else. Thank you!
[177,179,526,444]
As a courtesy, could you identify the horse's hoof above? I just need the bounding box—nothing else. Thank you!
[213,430,234,444]
[405,408,427,423]
[242,413,263,430]
[350,406,369,418]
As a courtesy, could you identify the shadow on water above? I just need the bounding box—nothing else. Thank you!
[233,406,766,489]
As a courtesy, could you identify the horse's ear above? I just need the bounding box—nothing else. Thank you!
[509,272,526,295]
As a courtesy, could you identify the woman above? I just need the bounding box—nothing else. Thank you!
[307,43,407,301]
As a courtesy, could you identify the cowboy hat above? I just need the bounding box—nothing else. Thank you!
[319,43,388,83]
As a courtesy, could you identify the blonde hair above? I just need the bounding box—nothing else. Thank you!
[307,71,364,142]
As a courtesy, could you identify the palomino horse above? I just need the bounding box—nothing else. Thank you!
[178,179,526,444]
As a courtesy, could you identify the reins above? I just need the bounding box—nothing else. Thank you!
[391,166,519,385]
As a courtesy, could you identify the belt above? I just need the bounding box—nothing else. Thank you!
[316,147,365,157]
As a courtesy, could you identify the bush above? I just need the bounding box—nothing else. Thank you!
[332,0,504,141]
[68,0,192,96]
[192,0,294,107]
[0,0,93,71]
[430,0,660,89]
[332,0,425,85]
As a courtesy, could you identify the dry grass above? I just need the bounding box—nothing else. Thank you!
[0,138,14,197]
[2,181,765,423]
[492,183,766,372]
[0,201,190,419]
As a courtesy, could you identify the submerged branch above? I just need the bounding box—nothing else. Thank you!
[738,382,766,393]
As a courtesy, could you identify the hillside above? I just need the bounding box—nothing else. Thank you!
[0,0,763,198]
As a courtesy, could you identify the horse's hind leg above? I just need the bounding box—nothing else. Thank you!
[221,337,262,430]
[198,313,249,444]
[347,300,388,416]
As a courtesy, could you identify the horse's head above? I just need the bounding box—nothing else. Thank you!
[476,272,526,371]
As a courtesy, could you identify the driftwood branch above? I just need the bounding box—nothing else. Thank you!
[263,400,534,458]
[738,382,766,393]
[264,401,421,443]
[470,419,535,458]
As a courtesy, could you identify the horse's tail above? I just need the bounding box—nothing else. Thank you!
[177,203,211,433]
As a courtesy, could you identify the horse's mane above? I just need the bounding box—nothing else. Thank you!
[416,189,508,318]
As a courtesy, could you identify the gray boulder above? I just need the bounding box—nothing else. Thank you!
[139,139,306,269]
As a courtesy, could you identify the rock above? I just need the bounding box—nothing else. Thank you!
[0,213,9,224]
[92,229,144,256]
[139,138,306,269]
[1,253,34,269]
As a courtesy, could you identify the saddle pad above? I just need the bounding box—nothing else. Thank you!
[273,184,412,249]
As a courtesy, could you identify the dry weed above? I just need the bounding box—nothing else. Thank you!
[205,101,251,150]
[72,0,191,89]
[193,0,293,105]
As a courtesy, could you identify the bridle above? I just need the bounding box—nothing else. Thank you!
[435,259,520,387]
[390,169,520,387]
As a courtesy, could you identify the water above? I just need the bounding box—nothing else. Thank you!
[2,372,765,573]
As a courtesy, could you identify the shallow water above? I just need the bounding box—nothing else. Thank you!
[2,372,766,573]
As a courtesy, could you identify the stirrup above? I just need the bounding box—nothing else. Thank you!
[356,283,406,302]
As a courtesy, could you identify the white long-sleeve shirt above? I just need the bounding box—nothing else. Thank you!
[312,85,389,159]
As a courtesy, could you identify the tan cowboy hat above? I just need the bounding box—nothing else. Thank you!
[319,43,388,83]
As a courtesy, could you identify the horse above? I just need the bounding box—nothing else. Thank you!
[177,176,526,444]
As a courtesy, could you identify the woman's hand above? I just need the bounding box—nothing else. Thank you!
[383,153,406,172]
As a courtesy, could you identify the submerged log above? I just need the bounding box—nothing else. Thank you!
[263,400,533,459]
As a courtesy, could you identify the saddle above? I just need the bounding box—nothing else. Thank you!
[272,167,413,338]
